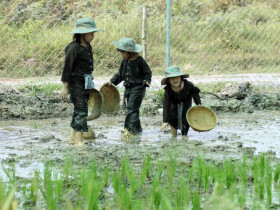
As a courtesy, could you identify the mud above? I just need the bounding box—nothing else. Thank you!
[1,110,280,181]
[0,81,280,178]
[0,82,280,120]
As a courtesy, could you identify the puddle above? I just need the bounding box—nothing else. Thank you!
[0,110,280,180]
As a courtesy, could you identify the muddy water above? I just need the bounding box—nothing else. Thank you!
[0,110,280,180]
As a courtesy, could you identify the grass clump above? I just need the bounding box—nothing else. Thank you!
[19,82,62,96]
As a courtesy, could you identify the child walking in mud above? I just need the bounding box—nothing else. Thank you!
[60,17,103,147]
[160,66,201,137]
[104,38,152,138]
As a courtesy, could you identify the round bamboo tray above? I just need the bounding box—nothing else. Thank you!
[186,105,217,132]
[87,88,104,121]
[100,84,120,114]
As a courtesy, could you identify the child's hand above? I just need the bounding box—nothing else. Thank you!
[104,81,112,86]
[143,80,150,87]
[60,82,69,101]
[160,123,168,131]
[60,87,69,101]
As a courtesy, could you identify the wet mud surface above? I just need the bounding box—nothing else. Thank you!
[1,81,280,208]
[0,81,280,120]
[0,110,279,180]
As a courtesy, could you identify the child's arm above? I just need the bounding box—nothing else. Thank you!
[105,59,125,86]
[61,44,77,82]
[161,91,171,131]
[141,58,152,86]
[60,44,77,100]
[191,86,202,105]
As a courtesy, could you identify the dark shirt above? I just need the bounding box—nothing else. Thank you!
[110,56,152,87]
[61,41,94,82]
[163,79,201,123]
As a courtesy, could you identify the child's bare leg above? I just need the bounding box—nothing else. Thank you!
[170,126,177,137]
[74,131,85,147]
[69,128,75,145]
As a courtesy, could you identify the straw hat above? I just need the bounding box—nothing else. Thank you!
[70,17,104,34]
[87,89,104,121]
[161,66,189,85]
[100,84,120,114]
[186,105,217,132]
[112,38,143,53]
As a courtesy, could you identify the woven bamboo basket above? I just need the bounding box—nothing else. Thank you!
[87,88,104,121]
[186,105,217,132]
[100,84,120,114]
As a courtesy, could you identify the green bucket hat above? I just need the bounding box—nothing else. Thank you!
[70,17,104,34]
[161,66,189,85]
[112,38,143,53]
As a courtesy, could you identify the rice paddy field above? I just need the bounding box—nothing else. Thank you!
[1,109,280,209]
[1,0,280,209]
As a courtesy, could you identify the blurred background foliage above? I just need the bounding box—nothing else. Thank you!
[0,0,279,77]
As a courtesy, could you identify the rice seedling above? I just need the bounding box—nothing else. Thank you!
[0,178,6,207]
[203,162,210,193]
[120,156,139,197]
[224,159,236,189]
[151,178,162,210]
[188,160,195,185]
[103,165,109,187]
[238,153,248,189]
[39,162,57,209]
[112,173,133,210]
[1,186,18,210]
[166,151,178,189]
[273,163,280,183]
[140,155,151,187]
[29,172,39,204]
[63,156,72,188]
[1,152,280,209]
[195,155,204,189]
[1,162,16,184]
[191,191,201,210]
[175,178,190,209]
[260,153,265,178]
[265,158,272,204]
[160,192,173,210]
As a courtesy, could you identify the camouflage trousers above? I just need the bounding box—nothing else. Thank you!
[69,80,90,132]
[123,85,146,134]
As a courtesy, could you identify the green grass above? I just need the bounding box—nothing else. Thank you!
[19,82,62,96]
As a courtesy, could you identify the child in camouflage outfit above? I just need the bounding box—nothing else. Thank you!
[105,38,152,138]
[60,18,103,147]
[160,66,201,137]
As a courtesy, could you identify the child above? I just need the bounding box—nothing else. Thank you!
[105,38,152,138]
[60,17,103,147]
[160,66,201,137]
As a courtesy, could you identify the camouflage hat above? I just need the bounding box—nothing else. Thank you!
[70,17,104,34]
[161,66,189,85]
[112,38,143,53]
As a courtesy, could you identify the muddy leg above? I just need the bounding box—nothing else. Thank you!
[170,126,177,137]
[69,128,75,145]
[74,131,85,147]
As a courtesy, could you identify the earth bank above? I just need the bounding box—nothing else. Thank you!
[0,82,280,120]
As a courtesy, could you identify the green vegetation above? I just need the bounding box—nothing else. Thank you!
[19,82,62,96]
[0,0,280,78]
[1,153,280,209]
